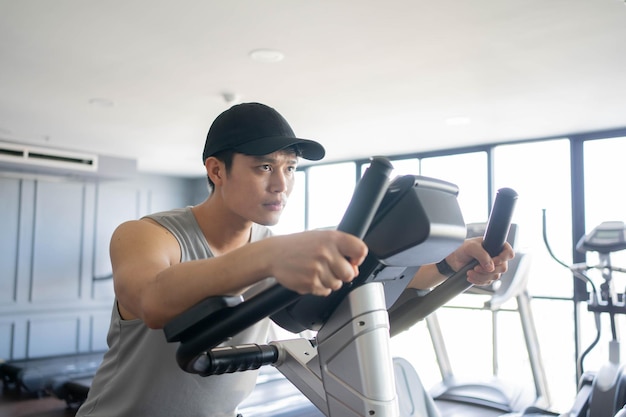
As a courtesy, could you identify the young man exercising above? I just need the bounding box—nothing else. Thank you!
[77,102,514,417]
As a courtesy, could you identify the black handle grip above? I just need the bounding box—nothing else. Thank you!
[175,156,393,373]
[190,344,280,376]
[336,157,394,238]
[482,188,518,257]
[389,187,518,336]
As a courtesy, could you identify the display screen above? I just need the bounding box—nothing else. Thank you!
[594,229,623,240]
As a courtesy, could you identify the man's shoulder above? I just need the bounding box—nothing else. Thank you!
[143,206,191,221]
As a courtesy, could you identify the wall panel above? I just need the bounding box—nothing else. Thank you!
[92,183,140,300]
[31,181,84,302]
[15,180,34,305]
[0,321,13,359]
[0,178,20,304]
[28,316,79,357]
[0,172,198,361]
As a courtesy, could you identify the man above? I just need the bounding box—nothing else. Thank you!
[77,102,513,417]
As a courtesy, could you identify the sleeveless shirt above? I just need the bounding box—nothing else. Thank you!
[76,207,274,417]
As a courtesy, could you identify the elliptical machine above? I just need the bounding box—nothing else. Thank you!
[544,218,626,417]
[163,156,518,417]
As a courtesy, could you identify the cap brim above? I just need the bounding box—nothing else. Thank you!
[234,136,325,161]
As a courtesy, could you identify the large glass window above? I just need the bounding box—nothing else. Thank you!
[307,162,356,230]
[580,137,626,376]
[388,158,420,178]
[583,137,626,266]
[420,152,488,224]
[391,152,498,393]
[398,141,578,412]
[493,139,573,297]
[275,135,625,414]
[493,139,576,410]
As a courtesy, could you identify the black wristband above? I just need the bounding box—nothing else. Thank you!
[436,258,456,276]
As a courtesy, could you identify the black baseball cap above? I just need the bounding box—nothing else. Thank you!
[202,102,325,163]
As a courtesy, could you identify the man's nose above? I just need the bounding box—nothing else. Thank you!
[270,170,288,192]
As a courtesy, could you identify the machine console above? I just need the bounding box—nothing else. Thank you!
[576,221,626,254]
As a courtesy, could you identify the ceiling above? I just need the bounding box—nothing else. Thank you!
[1,0,625,177]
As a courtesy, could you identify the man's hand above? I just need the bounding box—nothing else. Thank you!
[270,230,369,296]
[445,237,515,286]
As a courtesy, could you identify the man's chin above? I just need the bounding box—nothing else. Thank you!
[258,215,281,227]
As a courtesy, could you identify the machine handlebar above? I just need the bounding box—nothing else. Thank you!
[173,156,393,374]
[389,187,518,336]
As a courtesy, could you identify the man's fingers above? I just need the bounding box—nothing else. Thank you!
[336,232,369,266]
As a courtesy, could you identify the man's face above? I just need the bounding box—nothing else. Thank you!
[220,150,298,226]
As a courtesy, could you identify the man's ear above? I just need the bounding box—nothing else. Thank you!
[205,157,224,186]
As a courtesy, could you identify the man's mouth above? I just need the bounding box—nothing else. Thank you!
[264,201,285,211]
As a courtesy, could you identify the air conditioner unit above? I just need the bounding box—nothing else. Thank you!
[0,141,137,180]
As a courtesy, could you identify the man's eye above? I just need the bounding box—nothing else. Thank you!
[260,164,272,171]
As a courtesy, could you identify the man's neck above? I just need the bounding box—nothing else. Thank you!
[191,200,252,256]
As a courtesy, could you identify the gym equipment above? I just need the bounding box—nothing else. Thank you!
[236,356,436,417]
[163,156,518,417]
[48,368,318,412]
[236,365,321,417]
[51,376,94,408]
[0,351,103,397]
[427,223,551,415]
[542,218,626,417]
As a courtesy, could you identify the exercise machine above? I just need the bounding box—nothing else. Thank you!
[163,156,517,417]
[0,351,104,398]
[164,156,517,417]
[542,218,626,417]
[427,223,551,414]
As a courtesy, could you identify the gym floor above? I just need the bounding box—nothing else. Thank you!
[0,391,77,417]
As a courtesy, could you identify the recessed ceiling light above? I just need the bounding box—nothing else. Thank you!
[445,116,471,126]
[249,49,285,63]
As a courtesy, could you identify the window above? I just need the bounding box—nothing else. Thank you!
[307,162,356,230]
[420,152,488,224]
[388,158,420,179]
[493,139,573,297]
[579,137,626,375]
[583,137,626,267]
[273,134,626,413]
[493,139,576,410]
